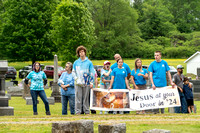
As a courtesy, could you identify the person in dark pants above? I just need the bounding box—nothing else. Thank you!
[58,62,75,115]
[173,65,188,113]
[183,77,194,113]
[25,62,50,115]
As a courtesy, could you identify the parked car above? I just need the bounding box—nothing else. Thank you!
[142,65,177,78]
[5,66,17,80]
[169,66,177,77]
[43,65,65,78]
[94,65,103,77]
[19,66,32,78]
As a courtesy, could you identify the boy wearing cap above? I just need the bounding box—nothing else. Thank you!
[99,61,111,114]
[173,65,188,113]
[100,61,112,89]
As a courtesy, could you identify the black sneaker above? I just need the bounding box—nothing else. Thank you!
[34,112,38,115]
[46,111,51,115]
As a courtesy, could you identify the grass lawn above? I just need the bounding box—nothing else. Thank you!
[2,59,199,132]
[0,88,199,133]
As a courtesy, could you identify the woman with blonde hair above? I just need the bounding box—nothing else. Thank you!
[131,58,148,114]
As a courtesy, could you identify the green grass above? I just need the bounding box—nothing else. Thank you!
[0,88,200,132]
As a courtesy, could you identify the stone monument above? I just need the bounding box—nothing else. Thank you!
[0,60,14,115]
[51,55,61,102]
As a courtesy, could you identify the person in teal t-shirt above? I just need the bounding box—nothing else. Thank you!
[25,62,50,115]
[148,51,174,114]
[100,61,112,89]
[109,58,131,90]
[108,58,132,114]
[131,58,148,90]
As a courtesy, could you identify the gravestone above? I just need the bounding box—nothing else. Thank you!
[0,60,14,116]
[5,81,14,90]
[52,120,94,133]
[23,79,31,99]
[189,80,200,101]
[51,55,61,102]
[98,123,126,133]
[7,86,23,96]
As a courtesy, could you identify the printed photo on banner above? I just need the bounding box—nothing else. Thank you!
[90,88,131,111]
[90,86,181,111]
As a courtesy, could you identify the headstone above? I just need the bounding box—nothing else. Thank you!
[0,60,14,116]
[5,82,14,90]
[7,86,23,96]
[52,120,94,133]
[98,123,126,133]
[188,80,200,101]
[143,129,171,133]
[23,79,31,99]
[168,107,175,113]
[51,55,61,102]
[25,97,54,105]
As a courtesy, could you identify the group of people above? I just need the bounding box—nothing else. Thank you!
[24,46,195,115]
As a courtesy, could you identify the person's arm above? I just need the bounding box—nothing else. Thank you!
[137,73,148,79]
[108,76,114,90]
[103,69,112,77]
[131,75,138,89]
[72,62,78,83]
[167,71,174,88]
[125,77,131,90]
[127,73,131,80]
[25,72,32,87]
[89,63,95,89]
[149,72,156,90]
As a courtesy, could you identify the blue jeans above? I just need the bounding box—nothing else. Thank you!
[30,90,49,113]
[61,95,75,115]
[174,93,188,113]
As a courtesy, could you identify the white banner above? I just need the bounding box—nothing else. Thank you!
[90,86,180,111]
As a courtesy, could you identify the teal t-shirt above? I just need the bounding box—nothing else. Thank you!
[148,60,170,87]
[111,67,127,89]
[27,71,47,90]
[110,62,131,75]
[100,69,111,86]
[131,68,148,85]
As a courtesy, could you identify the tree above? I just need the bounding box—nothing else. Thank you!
[1,0,58,64]
[164,0,200,33]
[85,0,140,59]
[137,0,176,40]
[50,0,95,63]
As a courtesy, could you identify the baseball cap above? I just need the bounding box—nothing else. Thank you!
[177,65,184,69]
[104,61,111,65]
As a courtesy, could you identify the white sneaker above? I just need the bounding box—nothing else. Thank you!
[119,111,124,114]
[113,111,117,114]
[99,111,103,114]
[104,111,108,114]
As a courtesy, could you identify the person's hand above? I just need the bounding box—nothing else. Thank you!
[179,87,183,93]
[188,83,192,88]
[137,73,143,76]
[171,82,175,88]
[108,86,111,91]
[135,85,139,90]
[128,87,132,91]
[152,84,156,90]
[27,84,30,88]
[90,84,93,89]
